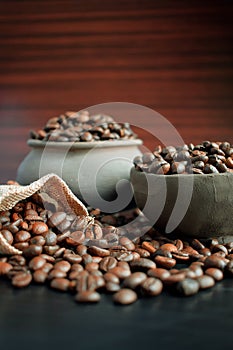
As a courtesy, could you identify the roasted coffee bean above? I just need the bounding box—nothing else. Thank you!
[1,229,14,244]
[64,253,82,264]
[50,278,70,292]
[130,258,156,271]
[11,272,32,288]
[14,230,31,242]
[48,212,66,228]
[32,222,49,235]
[30,235,46,246]
[29,256,46,271]
[33,269,48,283]
[85,224,103,240]
[106,282,121,292]
[8,255,26,266]
[119,237,135,251]
[82,254,93,265]
[76,244,87,256]
[109,266,131,279]
[176,278,200,296]
[14,242,29,250]
[189,264,203,277]
[205,268,223,281]
[141,241,156,253]
[100,257,117,272]
[204,255,227,270]
[75,291,101,303]
[88,246,110,257]
[123,272,147,289]
[153,249,173,258]
[44,232,57,246]
[43,245,60,255]
[163,272,186,285]
[115,251,134,262]
[197,275,215,289]
[154,256,176,269]
[0,261,13,275]
[134,248,150,258]
[104,272,120,284]
[147,268,170,280]
[113,289,137,305]
[48,269,67,280]
[54,260,71,273]
[24,244,43,258]
[160,243,178,253]
[85,262,99,272]
[66,231,85,245]
[141,277,163,296]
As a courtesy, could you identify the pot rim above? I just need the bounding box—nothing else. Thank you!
[28,138,143,149]
[130,166,233,178]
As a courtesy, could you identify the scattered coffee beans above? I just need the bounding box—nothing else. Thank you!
[0,193,232,305]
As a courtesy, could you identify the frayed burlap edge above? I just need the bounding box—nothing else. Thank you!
[0,174,92,255]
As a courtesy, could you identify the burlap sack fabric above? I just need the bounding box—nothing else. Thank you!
[0,174,91,255]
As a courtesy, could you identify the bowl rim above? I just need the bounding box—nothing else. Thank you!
[130,166,233,178]
[27,138,143,149]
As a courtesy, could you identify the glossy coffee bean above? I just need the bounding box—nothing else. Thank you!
[205,268,223,281]
[23,244,43,258]
[176,278,200,296]
[141,277,163,296]
[113,289,137,305]
[197,275,215,289]
[54,260,71,273]
[75,291,101,303]
[130,258,156,271]
[123,272,147,289]
[29,256,46,270]
[33,269,48,283]
[0,261,13,275]
[11,272,32,288]
[154,256,176,269]
[32,222,49,235]
[99,257,117,272]
[50,278,70,291]
[147,268,170,280]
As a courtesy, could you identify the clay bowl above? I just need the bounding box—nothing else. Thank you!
[17,139,143,206]
[130,167,233,242]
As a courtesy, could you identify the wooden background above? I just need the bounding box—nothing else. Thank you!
[0,0,232,182]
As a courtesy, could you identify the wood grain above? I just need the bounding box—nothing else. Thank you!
[0,0,233,182]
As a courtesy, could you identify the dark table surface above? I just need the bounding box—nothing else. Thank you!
[0,1,233,349]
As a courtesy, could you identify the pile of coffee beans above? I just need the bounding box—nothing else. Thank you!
[0,194,232,305]
[134,141,233,175]
[30,110,137,142]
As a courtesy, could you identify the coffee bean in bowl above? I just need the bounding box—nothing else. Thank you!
[17,110,143,204]
[131,141,233,241]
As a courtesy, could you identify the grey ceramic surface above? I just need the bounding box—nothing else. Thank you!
[17,139,142,207]
[130,167,233,241]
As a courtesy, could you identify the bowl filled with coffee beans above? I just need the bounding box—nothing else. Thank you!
[131,141,233,241]
[17,111,142,204]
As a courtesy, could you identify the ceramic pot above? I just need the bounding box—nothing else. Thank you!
[130,167,233,242]
[17,139,143,207]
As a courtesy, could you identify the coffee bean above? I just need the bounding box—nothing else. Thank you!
[24,244,43,258]
[33,269,48,283]
[0,262,13,275]
[11,272,32,288]
[30,235,46,246]
[197,275,215,289]
[100,257,117,272]
[44,232,57,246]
[109,266,131,279]
[113,289,137,305]
[119,237,135,251]
[54,260,71,273]
[141,241,156,253]
[88,246,110,257]
[64,253,82,264]
[1,229,14,244]
[76,244,87,256]
[141,277,163,296]
[130,258,156,271]
[123,272,147,289]
[176,278,200,296]
[163,272,186,285]
[29,256,46,270]
[50,278,70,291]
[160,243,178,253]
[14,230,31,242]
[147,268,170,280]
[106,282,121,292]
[154,256,176,269]
[66,231,85,245]
[32,222,49,235]
[204,255,227,270]
[104,272,120,284]
[75,291,101,303]
[134,248,151,258]
[48,212,66,228]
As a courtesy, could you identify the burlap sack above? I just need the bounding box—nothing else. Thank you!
[0,174,92,255]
